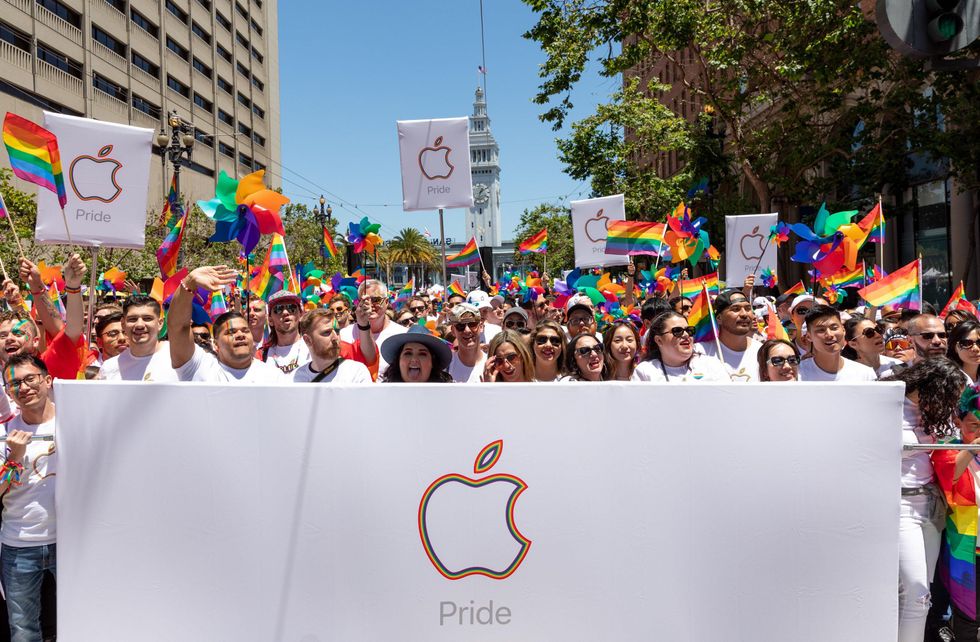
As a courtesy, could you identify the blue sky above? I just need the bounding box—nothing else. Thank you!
[277,0,614,243]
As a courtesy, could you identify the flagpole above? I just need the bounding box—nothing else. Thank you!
[917,254,923,311]
[438,208,447,289]
[703,280,728,375]
[0,194,27,259]
[84,247,98,346]
[877,194,884,271]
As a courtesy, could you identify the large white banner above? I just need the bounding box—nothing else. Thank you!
[570,194,629,268]
[36,113,153,248]
[725,213,779,287]
[397,117,473,211]
[57,382,902,641]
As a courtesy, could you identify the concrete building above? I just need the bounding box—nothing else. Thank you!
[466,86,502,248]
[0,0,281,205]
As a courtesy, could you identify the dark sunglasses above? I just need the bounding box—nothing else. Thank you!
[912,331,947,340]
[409,306,426,313]
[768,356,800,367]
[793,307,810,316]
[272,303,299,314]
[860,327,881,339]
[397,318,415,327]
[535,336,562,347]
[453,321,481,333]
[496,353,521,365]
[660,326,696,338]
[504,320,526,329]
[958,339,980,350]
[363,296,387,306]
[575,345,603,357]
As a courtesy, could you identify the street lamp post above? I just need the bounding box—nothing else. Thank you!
[155,111,195,263]
[315,195,333,268]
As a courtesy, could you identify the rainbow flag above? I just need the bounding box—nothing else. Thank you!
[322,228,339,260]
[394,278,414,307]
[446,237,480,268]
[2,113,67,208]
[934,447,979,620]
[857,258,919,308]
[858,203,885,243]
[870,264,886,282]
[687,285,716,343]
[604,220,667,256]
[156,197,188,278]
[766,305,789,341]
[518,228,548,254]
[0,191,8,219]
[158,174,179,227]
[46,282,66,321]
[939,282,979,319]
[784,281,807,296]
[250,233,293,300]
[678,272,718,300]
[448,280,465,298]
[206,289,228,321]
[827,263,865,289]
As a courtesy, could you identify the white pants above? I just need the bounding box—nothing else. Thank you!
[898,489,943,642]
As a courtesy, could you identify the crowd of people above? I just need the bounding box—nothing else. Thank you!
[0,253,977,641]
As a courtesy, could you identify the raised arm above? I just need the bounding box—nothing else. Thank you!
[170,266,237,369]
[62,253,86,342]
[19,258,63,337]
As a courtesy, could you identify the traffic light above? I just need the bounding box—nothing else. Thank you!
[876,0,980,57]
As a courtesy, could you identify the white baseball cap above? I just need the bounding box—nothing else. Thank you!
[466,290,492,310]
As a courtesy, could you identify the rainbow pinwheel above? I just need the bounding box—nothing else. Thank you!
[760,267,777,289]
[347,217,382,254]
[36,261,64,292]
[198,169,288,256]
[664,203,718,267]
[99,266,127,291]
[769,222,791,246]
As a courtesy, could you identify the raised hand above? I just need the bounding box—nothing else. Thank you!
[63,253,86,288]
[187,266,237,292]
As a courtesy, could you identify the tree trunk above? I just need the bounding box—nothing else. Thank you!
[742,159,771,213]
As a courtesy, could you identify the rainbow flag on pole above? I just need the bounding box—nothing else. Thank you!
[322,227,339,260]
[156,194,188,278]
[0,192,9,219]
[448,280,465,298]
[250,233,293,300]
[784,280,807,296]
[2,113,67,208]
[939,282,979,320]
[857,203,885,243]
[857,258,919,309]
[446,237,481,268]
[678,272,718,300]
[518,228,548,254]
[604,220,667,256]
[934,449,979,620]
[687,283,717,343]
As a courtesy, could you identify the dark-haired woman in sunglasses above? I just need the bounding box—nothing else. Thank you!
[948,320,980,384]
[560,334,607,382]
[757,339,800,382]
[528,320,566,382]
[843,317,901,377]
[631,311,729,382]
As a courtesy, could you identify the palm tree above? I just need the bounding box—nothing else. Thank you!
[387,228,437,286]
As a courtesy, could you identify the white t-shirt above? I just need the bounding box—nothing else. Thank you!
[448,351,487,383]
[97,343,179,382]
[262,339,310,375]
[797,356,877,382]
[874,355,903,378]
[1,415,56,546]
[481,324,501,345]
[292,359,372,384]
[373,322,408,378]
[340,324,355,344]
[902,397,935,488]
[701,338,762,382]
[176,346,286,383]
[631,353,732,382]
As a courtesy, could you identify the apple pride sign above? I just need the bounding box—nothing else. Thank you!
[36,112,152,248]
[397,117,473,211]
[725,213,779,286]
[571,194,628,268]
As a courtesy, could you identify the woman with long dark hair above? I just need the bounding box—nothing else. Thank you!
[843,317,900,376]
[756,339,800,382]
[528,320,566,382]
[560,334,607,382]
[603,320,640,381]
[631,311,729,382]
[948,320,980,384]
[379,326,453,383]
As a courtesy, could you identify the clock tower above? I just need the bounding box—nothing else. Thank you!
[466,86,501,247]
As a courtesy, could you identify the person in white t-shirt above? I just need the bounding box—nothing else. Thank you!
[466,290,502,344]
[0,354,59,641]
[248,298,268,350]
[842,316,901,377]
[169,266,285,383]
[797,305,877,382]
[700,289,762,381]
[292,308,371,383]
[97,294,179,382]
[259,290,309,375]
[447,303,487,383]
[94,311,127,364]
[351,279,407,380]
[632,311,731,382]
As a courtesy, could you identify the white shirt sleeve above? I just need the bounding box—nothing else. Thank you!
[175,346,206,382]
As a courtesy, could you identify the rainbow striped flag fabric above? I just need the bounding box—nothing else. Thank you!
[687,285,717,343]
[446,237,481,268]
[784,281,807,296]
[940,282,979,320]
[857,258,919,308]
[604,220,666,256]
[0,192,8,219]
[2,113,67,208]
[518,228,548,254]
[156,195,188,278]
[250,233,294,299]
[826,263,865,289]
[766,305,789,341]
[448,280,465,298]
[158,174,179,227]
[394,278,414,307]
[933,447,979,620]
[322,228,339,260]
[858,203,885,243]
[678,272,718,300]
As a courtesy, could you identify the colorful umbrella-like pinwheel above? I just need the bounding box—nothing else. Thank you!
[347,217,382,255]
[197,169,288,256]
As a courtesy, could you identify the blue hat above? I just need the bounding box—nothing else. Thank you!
[380,325,452,371]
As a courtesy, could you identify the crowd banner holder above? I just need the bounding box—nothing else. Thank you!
[906,444,980,451]
[85,247,98,343]
[438,208,447,289]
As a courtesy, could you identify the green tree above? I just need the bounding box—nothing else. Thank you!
[386,227,437,285]
[512,204,574,274]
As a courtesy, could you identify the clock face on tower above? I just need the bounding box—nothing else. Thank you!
[473,183,490,205]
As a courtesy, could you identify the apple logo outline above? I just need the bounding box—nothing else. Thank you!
[417,136,455,181]
[418,439,532,580]
[584,208,610,243]
[69,144,123,203]
[739,226,766,261]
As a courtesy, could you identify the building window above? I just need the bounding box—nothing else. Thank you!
[167,75,190,98]
[252,132,265,147]
[166,37,188,61]
[254,161,265,171]
[218,109,234,126]
[237,122,251,136]
[92,73,126,101]
[236,61,250,79]
[36,43,82,79]
[217,76,233,94]
[235,31,249,49]
[251,76,264,92]
[216,43,232,63]
[193,93,213,113]
[131,51,160,78]
[219,142,234,158]
[249,18,263,36]
[36,0,81,29]
[132,94,161,119]
[191,22,211,45]
[235,2,248,19]
[215,11,231,31]
[237,91,251,108]
[165,0,188,24]
[0,22,31,52]
[92,25,127,57]
[252,104,264,119]
[195,0,211,9]
[250,45,263,63]
[193,129,213,147]
[192,57,212,79]
[130,9,158,38]
[104,0,125,14]
[238,152,252,168]
[188,161,214,177]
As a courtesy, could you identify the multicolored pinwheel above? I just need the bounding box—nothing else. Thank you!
[347,217,382,255]
[759,267,777,289]
[197,169,288,256]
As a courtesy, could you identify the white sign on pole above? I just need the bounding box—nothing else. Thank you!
[397,117,473,211]
[724,213,779,286]
[570,194,628,268]
[58,382,901,642]
[36,112,153,248]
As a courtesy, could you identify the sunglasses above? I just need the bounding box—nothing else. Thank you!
[575,345,603,358]
[535,336,563,347]
[885,338,912,350]
[397,318,415,327]
[504,320,526,329]
[860,327,881,339]
[409,306,426,313]
[496,353,521,365]
[768,356,800,367]
[453,321,481,333]
[660,326,696,338]
[911,331,947,340]
[272,303,299,314]
[793,307,810,316]
[363,296,387,306]
[958,339,980,350]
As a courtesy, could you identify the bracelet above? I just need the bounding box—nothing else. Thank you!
[356,323,371,331]
[64,285,81,294]
[29,288,44,296]
[0,460,24,487]
[179,279,194,294]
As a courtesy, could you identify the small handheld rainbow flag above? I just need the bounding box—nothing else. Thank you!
[857,203,885,244]
[604,220,666,256]
[518,228,548,254]
[446,237,481,268]
[857,258,919,309]
[322,228,339,260]
[784,281,807,296]
[156,199,188,278]
[0,191,8,219]
[394,278,414,307]
[3,113,67,208]
[939,282,979,320]
[687,283,717,343]
[678,272,718,300]
[766,305,789,341]
[448,280,465,297]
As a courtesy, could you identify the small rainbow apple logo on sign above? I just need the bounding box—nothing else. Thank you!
[69,145,123,203]
[418,440,531,580]
[417,136,455,180]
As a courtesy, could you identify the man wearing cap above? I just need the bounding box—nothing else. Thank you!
[789,294,822,355]
[350,279,407,380]
[258,290,309,375]
[467,290,501,343]
[502,307,529,333]
[519,295,550,330]
[702,289,762,381]
[169,266,285,382]
[292,309,371,383]
[97,294,179,382]
[566,295,598,340]
[447,303,487,383]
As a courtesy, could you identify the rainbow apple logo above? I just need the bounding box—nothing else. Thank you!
[418,440,531,580]
[418,136,455,180]
[584,208,610,243]
[69,145,123,203]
